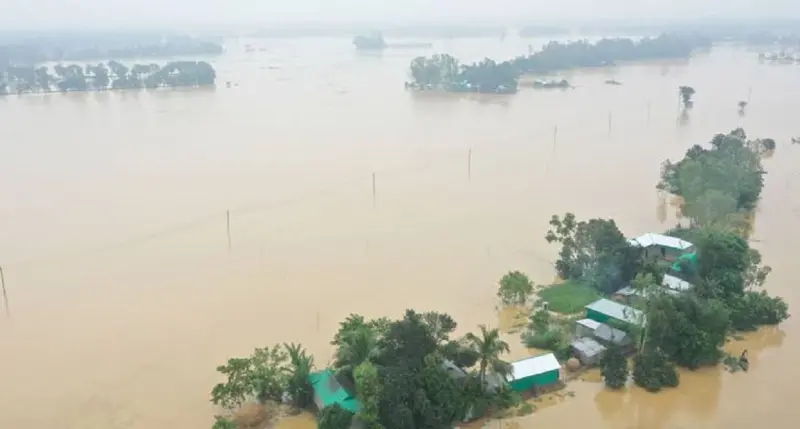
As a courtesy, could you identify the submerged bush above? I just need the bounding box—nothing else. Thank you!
[600,346,629,389]
[632,349,679,393]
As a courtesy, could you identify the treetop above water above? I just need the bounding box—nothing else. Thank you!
[0,60,217,95]
[407,33,712,94]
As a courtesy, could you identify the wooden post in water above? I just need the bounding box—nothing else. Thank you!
[468,148,472,181]
[372,173,376,208]
[0,265,8,318]
[226,210,231,250]
[552,125,558,153]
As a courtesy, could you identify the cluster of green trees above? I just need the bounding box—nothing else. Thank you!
[544,213,645,295]
[406,34,709,94]
[538,128,788,392]
[406,54,518,93]
[0,60,216,95]
[511,34,710,74]
[658,128,774,232]
[210,311,521,429]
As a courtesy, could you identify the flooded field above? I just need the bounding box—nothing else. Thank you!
[0,37,798,429]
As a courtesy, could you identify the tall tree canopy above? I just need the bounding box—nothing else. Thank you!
[545,212,642,294]
[329,310,512,429]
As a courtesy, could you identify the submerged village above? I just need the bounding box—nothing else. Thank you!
[1,25,793,429]
[205,33,793,429]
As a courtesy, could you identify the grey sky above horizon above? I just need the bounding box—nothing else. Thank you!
[0,0,797,30]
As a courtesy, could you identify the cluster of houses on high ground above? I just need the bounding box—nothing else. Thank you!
[306,232,698,425]
[569,232,698,367]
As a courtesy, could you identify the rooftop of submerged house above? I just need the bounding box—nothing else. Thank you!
[628,233,694,250]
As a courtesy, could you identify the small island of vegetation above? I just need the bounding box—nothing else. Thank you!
[353,33,387,50]
[209,311,529,429]
[510,127,788,393]
[406,33,711,94]
[0,60,216,95]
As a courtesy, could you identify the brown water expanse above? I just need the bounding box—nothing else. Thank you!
[0,37,798,429]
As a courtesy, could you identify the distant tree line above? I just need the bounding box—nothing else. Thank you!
[406,33,710,94]
[510,33,711,74]
[0,60,216,95]
[0,33,222,67]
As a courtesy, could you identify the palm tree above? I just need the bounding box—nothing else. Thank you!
[283,342,315,408]
[465,325,512,391]
[333,327,380,381]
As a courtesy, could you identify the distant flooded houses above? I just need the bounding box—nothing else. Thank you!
[758,50,800,63]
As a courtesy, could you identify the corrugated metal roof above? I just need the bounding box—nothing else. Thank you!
[662,274,693,292]
[571,337,606,357]
[442,359,469,379]
[586,298,644,324]
[614,286,640,296]
[308,369,362,413]
[628,233,694,250]
[616,285,679,297]
[506,353,560,381]
[594,323,631,345]
[576,318,601,330]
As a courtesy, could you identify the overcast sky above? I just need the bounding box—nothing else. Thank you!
[0,0,797,30]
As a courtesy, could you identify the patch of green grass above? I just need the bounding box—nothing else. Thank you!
[537,280,601,314]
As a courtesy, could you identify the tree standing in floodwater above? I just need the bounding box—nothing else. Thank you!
[739,101,748,115]
[679,85,696,108]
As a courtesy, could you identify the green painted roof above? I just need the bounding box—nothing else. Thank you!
[672,252,698,272]
[586,298,643,324]
[308,369,362,413]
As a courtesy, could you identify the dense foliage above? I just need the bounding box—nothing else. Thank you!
[600,346,629,389]
[545,212,642,294]
[210,343,313,410]
[511,34,709,74]
[406,34,708,94]
[407,54,518,93]
[497,271,535,305]
[644,293,730,368]
[318,404,354,429]
[1,60,216,95]
[657,128,788,336]
[632,349,679,392]
[330,310,515,429]
[520,308,571,360]
[658,128,766,225]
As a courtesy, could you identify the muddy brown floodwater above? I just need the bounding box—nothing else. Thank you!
[0,37,798,429]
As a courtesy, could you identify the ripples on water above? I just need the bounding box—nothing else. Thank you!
[0,37,798,429]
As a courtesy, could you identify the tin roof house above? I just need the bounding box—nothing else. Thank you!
[505,353,561,393]
[629,233,694,261]
[585,298,644,327]
[308,369,362,414]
